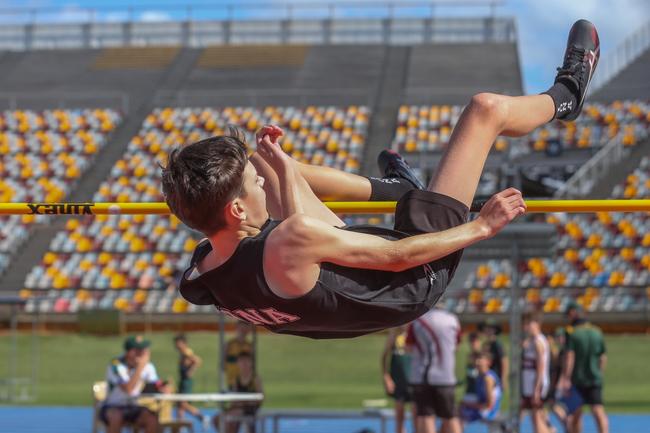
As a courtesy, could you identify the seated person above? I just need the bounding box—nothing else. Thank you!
[460,351,502,424]
[214,351,264,433]
[101,335,161,433]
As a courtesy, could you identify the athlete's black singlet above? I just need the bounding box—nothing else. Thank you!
[179,219,448,339]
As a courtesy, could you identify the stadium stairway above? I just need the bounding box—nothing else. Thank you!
[362,46,410,176]
[0,48,202,292]
[585,136,650,199]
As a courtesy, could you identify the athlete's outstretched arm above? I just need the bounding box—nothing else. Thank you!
[265,188,525,297]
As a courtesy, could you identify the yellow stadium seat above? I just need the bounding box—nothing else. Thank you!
[43,252,58,265]
[114,298,130,311]
[172,298,189,313]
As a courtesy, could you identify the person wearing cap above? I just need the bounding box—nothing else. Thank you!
[558,302,609,433]
[101,335,161,433]
[478,319,509,393]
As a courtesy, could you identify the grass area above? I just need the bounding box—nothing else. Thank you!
[1,332,649,412]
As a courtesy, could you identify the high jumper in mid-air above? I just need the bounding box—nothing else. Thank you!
[162,20,600,339]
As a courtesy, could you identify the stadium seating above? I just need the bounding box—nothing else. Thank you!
[0,108,121,276]
[457,154,650,314]
[393,100,650,154]
[23,105,369,312]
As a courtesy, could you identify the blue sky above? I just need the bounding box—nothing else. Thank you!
[0,0,648,93]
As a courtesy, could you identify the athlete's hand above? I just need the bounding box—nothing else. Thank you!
[383,374,396,395]
[476,188,526,238]
[256,125,290,171]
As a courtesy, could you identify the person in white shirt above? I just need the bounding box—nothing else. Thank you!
[407,306,462,433]
[521,312,552,433]
[101,335,161,433]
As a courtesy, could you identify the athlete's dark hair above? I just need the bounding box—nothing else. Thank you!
[161,127,248,235]
[174,333,187,343]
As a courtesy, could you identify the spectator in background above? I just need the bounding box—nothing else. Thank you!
[463,332,483,402]
[478,319,509,393]
[558,302,609,433]
[548,327,570,428]
[173,334,209,427]
[521,312,551,433]
[225,322,254,387]
[101,335,160,433]
[460,351,502,427]
[381,325,416,433]
[407,306,461,433]
[214,351,264,433]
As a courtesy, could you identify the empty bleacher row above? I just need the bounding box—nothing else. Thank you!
[0,108,121,276]
[22,105,369,313]
[393,100,649,154]
[460,156,650,314]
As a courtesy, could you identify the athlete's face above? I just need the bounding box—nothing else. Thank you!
[236,162,269,227]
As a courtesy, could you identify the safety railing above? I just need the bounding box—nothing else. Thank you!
[0,12,516,51]
[591,20,650,92]
[0,1,504,24]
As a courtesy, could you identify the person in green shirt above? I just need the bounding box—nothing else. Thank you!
[381,326,416,433]
[558,302,609,433]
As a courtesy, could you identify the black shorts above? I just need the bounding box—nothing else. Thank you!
[412,384,457,419]
[575,385,603,405]
[389,383,413,403]
[521,396,545,410]
[100,405,149,425]
[394,190,470,282]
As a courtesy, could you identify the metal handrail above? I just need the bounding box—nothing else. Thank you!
[554,129,648,198]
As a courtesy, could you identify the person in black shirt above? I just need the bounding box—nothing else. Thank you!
[164,20,599,339]
[464,332,483,397]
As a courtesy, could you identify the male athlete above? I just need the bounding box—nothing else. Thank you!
[165,20,599,338]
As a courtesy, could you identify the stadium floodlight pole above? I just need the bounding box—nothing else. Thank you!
[0,200,650,216]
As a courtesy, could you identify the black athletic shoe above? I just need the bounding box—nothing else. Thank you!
[554,19,600,121]
[377,149,425,190]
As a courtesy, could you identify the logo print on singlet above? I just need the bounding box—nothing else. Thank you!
[219,307,301,326]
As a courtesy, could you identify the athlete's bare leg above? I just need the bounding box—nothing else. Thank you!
[429,93,555,207]
[295,162,372,201]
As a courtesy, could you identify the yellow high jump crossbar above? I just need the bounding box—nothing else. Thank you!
[0,199,649,215]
